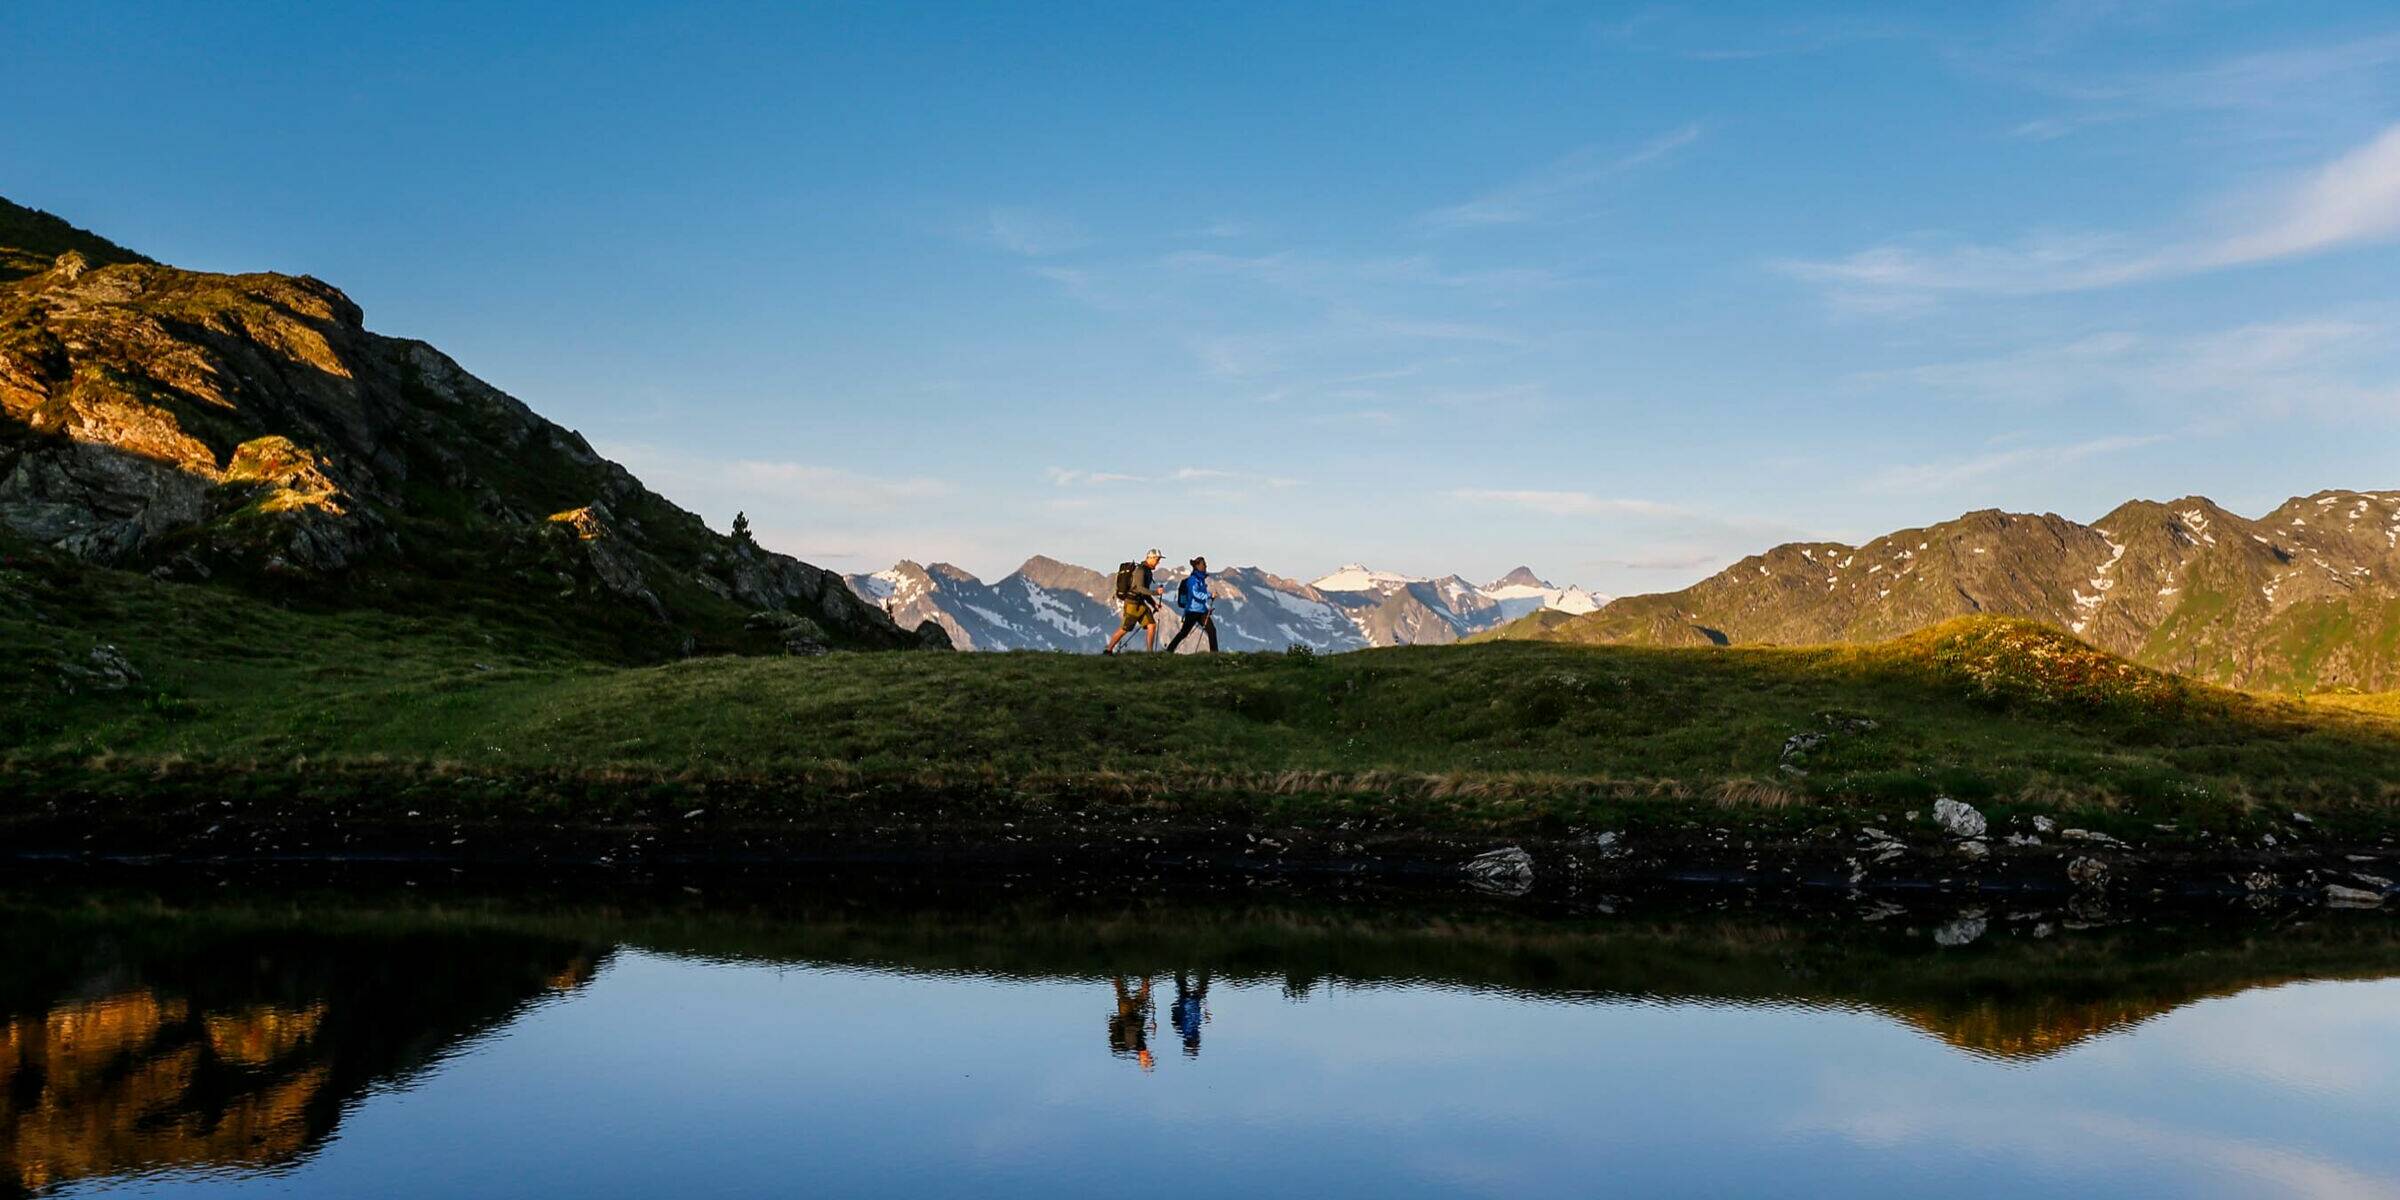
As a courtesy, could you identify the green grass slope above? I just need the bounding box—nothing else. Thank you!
[10,545,2400,829]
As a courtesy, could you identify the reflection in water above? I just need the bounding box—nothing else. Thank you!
[1106,976,1155,1072]
[1,994,327,1193]
[0,906,599,1196]
[0,882,2395,1197]
[1171,970,1211,1059]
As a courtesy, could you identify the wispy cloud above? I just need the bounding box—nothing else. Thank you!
[1029,264,1116,308]
[1049,466,1298,489]
[602,443,951,512]
[1185,218,1254,239]
[1416,124,1703,231]
[1865,433,2167,494]
[981,207,1088,256]
[1581,548,1728,573]
[1162,250,1559,297]
[1855,315,2400,424]
[1780,120,2400,307]
[1045,467,1141,487]
[1449,489,1686,518]
[1598,9,1913,63]
[1999,29,2400,137]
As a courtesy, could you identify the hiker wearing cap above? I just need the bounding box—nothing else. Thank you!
[1103,549,1166,654]
[1108,975,1157,1072]
[1166,555,1218,653]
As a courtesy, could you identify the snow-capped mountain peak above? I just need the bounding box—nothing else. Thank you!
[1476,570,1605,619]
[1310,563,1425,594]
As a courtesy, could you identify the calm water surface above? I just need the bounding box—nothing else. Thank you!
[6,881,2397,1198]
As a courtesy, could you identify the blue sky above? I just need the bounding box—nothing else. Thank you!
[8,2,2399,592]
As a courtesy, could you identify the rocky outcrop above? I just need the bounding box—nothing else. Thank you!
[0,196,931,658]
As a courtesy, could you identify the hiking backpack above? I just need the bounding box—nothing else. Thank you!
[1113,561,1139,600]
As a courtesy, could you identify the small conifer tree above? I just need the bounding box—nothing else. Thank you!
[731,511,754,546]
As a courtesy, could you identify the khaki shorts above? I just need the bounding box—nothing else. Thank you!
[1119,600,1156,631]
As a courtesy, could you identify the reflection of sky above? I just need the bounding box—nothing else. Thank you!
[67,955,2400,1200]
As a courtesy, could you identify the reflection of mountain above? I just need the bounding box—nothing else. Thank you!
[0,909,601,1196]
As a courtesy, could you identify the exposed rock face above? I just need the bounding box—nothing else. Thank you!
[1932,798,1987,839]
[1462,846,1536,896]
[1486,494,2400,691]
[54,642,141,693]
[0,197,928,657]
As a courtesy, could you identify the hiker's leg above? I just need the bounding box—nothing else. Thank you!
[1165,614,1194,652]
[1202,614,1218,652]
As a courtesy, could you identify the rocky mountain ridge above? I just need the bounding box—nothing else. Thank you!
[0,197,940,658]
[1480,492,2400,691]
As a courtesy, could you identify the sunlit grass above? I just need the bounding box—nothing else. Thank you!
[8,550,2400,828]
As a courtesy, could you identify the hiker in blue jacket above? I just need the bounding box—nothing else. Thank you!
[1165,555,1219,653]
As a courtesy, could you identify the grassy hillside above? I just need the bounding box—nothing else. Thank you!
[1472,493,2400,693]
[9,543,2400,833]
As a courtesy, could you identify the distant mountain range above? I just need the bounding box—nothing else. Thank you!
[846,559,1603,653]
[1476,492,2400,692]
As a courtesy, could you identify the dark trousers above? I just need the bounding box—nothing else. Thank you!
[1167,611,1217,652]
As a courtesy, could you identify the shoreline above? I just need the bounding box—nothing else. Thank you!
[7,762,2392,910]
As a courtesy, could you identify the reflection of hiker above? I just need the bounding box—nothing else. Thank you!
[1108,975,1157,1071]
[1172,969,1211,1058]
[1165,556,1218,653]
[1103,550,1166,655]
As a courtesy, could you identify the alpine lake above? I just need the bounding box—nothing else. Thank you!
[5,865,2397,1199]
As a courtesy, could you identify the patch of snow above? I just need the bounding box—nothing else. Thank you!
[1311,564,1423,593]
[871,567,925,604]
[962,603,1022,633]
[1550,587,1603,615]
[1479,580,1602,616]
[1021,582,1099,638]
[1264,586,1342,626]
